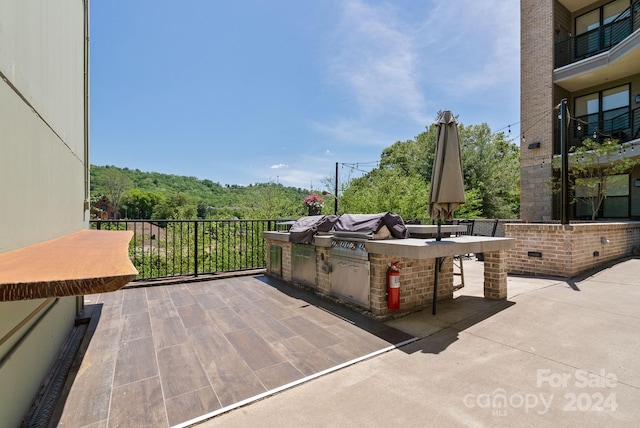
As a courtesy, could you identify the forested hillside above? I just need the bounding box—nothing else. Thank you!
[92,119,520,221]
[90,165,312,219]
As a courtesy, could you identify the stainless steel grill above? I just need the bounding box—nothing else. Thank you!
[330,238,368,260]
[291,244,317,287]
[330,235,370,309]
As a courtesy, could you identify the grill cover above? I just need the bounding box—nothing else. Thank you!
[333,213,410,239]
[289,215,339,244]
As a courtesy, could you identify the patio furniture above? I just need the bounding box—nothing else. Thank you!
[473,219,499,261]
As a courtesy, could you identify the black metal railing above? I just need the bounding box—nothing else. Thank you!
[91,219,295,281]
[555,2,640,68]
[554,106,640,154]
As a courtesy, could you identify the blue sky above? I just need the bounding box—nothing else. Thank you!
[90,0,520,190]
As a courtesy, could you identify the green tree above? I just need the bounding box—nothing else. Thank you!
[459,124,520,218]
[339,168,429,218]
[120,189,163,219]
[456,188,483,218]
[241,182,301,218]
[101,167,132,217]
[339,121,520,219]
[379,125,437,181]
[152,193,197,219]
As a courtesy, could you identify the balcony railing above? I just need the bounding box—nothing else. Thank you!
[554,105,640,154]
[555,2,640,68]
[90,219,295,281]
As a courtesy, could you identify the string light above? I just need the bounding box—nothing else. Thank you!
[340,161,379,175]
[491,121,520,144]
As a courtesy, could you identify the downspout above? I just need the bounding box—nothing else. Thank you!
[80,0,90,315]
[83,0,90,217]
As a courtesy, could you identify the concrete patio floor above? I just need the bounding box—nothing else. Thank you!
[195,257,640,427]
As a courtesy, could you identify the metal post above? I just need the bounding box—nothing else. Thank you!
[560,99,569,225]
[334,162,339,215]
[194,220,199,277]
[432,258,439,315]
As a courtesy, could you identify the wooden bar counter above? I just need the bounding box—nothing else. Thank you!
[0,230,138,301]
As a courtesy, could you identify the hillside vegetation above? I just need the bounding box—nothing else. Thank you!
[90,165,311,219]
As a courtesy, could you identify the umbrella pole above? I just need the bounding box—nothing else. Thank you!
[433,221,442,314]
[432,257,439,315]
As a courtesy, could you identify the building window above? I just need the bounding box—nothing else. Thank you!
[574,84,630,139]
[603,174,630,217]
[574,0,629,58]
[575,174,629,218]
[575,177,599,218]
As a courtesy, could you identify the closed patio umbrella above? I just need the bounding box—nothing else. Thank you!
[429,110,465,314]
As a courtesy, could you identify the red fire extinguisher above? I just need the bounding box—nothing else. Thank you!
[387,262,400,310]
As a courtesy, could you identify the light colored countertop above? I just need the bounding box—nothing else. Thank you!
[263,231,515,258]
[405,224,468,236]
[365,235,515,259]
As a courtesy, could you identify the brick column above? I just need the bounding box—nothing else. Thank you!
[437,257,454,301]
[484,250,507,300]
[316,246,331,295]
[281,242,292,282]
[264,239,292,281]
[368,254,393,316]
[520,0,555,221]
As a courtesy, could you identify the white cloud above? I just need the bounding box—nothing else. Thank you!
[417,1,520,94]
[326,0,429,125]
[315,0,519,147]
[309,118,394,148]
[270,163,288,169]
[276,168,326,190]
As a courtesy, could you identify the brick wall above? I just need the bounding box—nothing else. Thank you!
[484,250,508,299]
[505,222,640,277]
[368,254,453,317]
[316,246,332,295]
[267,241,292,282]
[266,237,456,318]
[521,0,555,222]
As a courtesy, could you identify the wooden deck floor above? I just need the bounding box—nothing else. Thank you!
[56,275,414,427]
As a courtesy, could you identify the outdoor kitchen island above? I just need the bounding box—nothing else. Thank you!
[264,230,515,319]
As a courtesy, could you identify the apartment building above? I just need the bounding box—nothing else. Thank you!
[521,0,640,221]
